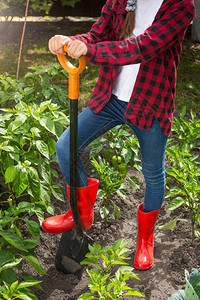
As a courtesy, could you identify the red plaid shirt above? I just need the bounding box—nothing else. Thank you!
[71,0,195,136]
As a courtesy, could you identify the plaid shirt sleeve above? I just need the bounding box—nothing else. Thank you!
[69,0,113,44]
[86,1,195,66]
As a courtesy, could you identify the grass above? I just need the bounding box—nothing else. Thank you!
[0,40,56,77]
[176,38,200,112]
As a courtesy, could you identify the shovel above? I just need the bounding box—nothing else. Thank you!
[55,46,93,278]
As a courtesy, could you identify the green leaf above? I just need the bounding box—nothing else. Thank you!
[0,128,7,135]
[97,189,106,199]
[13,169,28,197]
[17,202,34,214]
[112,205,121,220]
[128,176,140,190]
[0,217,16,225]
[125,289,145,297]
[166,168,178,177]
[10,280,19,293]
[116,189,126,200]
[167,197,185,210]
[100,206,109,219]
[40,117,55,135]
[157,219,179,230]
[89,143,104,158]
[25,220,40,243]
[186,269,200,295]
[80,257,98,266]
[8,114,27,132]
[27,167,41,199]
[180,106,187,119]
[0,258,22,272]
[12,290,38,300]
[0,249,14,266]
[121,148,132,164]
[4,165,18,183]
[1,268,18,285]
[31,206,44,225]
[88,243,101,254]
[54,122,63,138]
[112,259,128,265]
[77,293,95,300]
[185,270,200,300]
[0,231,28,252]
[18,280,42,289]
[23,240,38,250]
[38,157,50,183]
[197,215,200,226]
[168,290,186,300]
[35,140,49,159]
[23,251,47,275]
[51,185,65,202]
[47,137,56,156]
[166,187,184,198]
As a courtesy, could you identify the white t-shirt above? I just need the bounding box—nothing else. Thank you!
[112,0,163,102]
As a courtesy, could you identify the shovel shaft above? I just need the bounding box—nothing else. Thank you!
[57,47,86,237]
[69,99,83,236]
[69,74,79,100]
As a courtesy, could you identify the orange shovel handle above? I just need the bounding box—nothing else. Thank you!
[57,45,86,100]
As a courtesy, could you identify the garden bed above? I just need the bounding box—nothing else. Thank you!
[24,147,199,300]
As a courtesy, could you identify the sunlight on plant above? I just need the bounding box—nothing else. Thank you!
[78,239,145,299]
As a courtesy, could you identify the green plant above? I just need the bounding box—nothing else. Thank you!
[0,0,81,15]
[89,124,142,174]
[91,156,140,224]
[0,99,68,214]
[106,125,141,172]
[0,255,42,300]
[78,239,145,299]
[0,278,42,300]
[158,147,200,241]
[171,106,200,152]
[61,0,81,7]
[0,65,71,300]
[0,202,46,299]
[168,268,200,300]
[0,64,69,108]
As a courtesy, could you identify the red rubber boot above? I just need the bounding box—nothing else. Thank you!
[134,203,160,270]
[42,178,99,234]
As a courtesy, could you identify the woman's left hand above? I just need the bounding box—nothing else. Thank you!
[65,40,87,59]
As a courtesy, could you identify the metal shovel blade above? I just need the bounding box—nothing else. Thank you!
[55,229,94,278]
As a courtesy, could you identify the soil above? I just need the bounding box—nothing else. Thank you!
[0,17,200,300]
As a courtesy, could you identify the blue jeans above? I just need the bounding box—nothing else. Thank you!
[56,94,168,212]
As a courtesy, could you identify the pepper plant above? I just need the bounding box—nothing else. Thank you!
[0,63,69,108]
[0,65,70,300]
[158,146,200,241]
[91,156,140,224]
[0,202,46,299]
[170,106,200,152]
[78,239,145,299]
[89,124,141,181]
[0,99,69,214]
[105,125,141,172]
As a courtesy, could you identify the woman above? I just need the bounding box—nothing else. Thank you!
[42,0,195,270]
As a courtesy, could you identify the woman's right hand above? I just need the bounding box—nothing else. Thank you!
[48,35,72,55]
